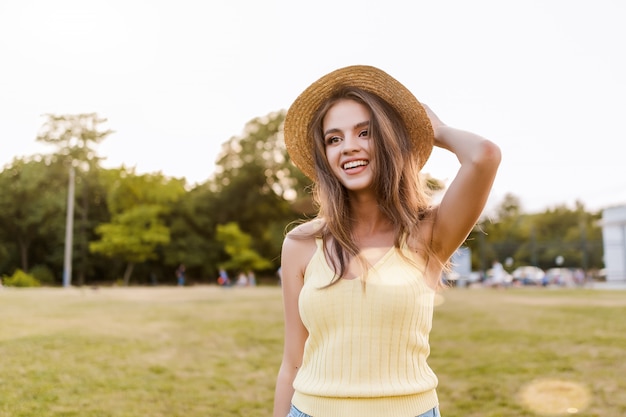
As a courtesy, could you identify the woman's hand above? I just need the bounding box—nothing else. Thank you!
[424,104,501,265]
[421,103,448,149]
[421,102,445,132]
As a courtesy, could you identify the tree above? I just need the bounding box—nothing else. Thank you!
[215,222,272,273]
[212,111,310,201]
[163,183,225,282]
[463,193,521,273]
[0,157,66,275]
[466,194,604,274]
[210,111,306,266]
[36,113,113,285]
[36,113,113,164]
[90,168,186,285]
[495,193,523,220]
[521,201,603,270]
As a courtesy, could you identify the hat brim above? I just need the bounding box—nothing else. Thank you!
[284,65,434,180]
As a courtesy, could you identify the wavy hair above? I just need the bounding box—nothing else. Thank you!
[296,87,436,286]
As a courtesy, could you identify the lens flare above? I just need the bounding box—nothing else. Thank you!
[433,293,445,307]
[518,378,591,415]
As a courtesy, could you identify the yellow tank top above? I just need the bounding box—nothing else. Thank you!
[292,238,439,417]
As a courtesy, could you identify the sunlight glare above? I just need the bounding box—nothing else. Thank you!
[518,378,591,415]
[434,293,445,307]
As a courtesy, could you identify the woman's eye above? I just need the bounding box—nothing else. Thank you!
[359,129,369,137]
[326,136,341,145]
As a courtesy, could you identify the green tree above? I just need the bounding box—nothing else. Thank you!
[519,201,603,271]
[0,158,66,275]
[464,193,523,273]
[90,168,186,285]
[466,194,604,275]
[216,222,272,273]
[36,113,113,285]
[210,111,305,267]
[212,111,310,201]
[163,183,224,283]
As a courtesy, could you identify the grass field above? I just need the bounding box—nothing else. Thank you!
[1,285,625,417]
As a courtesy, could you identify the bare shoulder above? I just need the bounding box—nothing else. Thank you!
[284,220,320,251]
[281,219,321,277]
[286,218,324,237]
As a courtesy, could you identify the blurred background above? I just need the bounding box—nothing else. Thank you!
[1,0,625,287]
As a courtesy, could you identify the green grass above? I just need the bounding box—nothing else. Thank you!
[1,286,625,417]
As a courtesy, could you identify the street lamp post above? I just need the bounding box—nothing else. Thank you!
[62,164,75,287]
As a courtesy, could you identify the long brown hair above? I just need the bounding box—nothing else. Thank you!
[299,87,435,285]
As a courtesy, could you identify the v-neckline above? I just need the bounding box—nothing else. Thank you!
[320,242,397,281]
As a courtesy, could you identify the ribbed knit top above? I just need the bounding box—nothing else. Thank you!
[292,238,439,417]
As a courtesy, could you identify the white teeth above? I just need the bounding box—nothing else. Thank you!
[343,160,368,170]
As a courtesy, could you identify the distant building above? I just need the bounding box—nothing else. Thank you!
[601,205,626,283]
[444,246,472,286]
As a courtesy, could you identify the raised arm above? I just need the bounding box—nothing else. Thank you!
[424,104,501,263]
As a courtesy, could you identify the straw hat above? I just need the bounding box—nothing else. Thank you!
[283,65,434,180]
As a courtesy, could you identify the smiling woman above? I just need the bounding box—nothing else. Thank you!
[274,65,501,417]
[322,99,374,192]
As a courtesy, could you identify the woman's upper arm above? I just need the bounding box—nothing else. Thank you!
[273,233,314,416]
[433,131,501,261]
[279,233,315,369]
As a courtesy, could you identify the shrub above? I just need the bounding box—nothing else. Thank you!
[29,265,56,285]
[2,269,41,287]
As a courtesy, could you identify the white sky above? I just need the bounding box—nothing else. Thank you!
[0,0,624,214]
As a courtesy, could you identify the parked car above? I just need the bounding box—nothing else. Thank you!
[511,266,546,286]
[485,268,513,286]
[545,268,586,286]
[545,268,572,286]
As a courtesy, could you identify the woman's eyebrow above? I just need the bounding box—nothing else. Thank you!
[323,127,341,136]
[323,120,370,136]
[354,120,370,130]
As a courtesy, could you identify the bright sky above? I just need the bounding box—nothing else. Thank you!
[1,0,624,214]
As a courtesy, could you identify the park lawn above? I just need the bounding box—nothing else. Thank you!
[0,285,624,417]
[429,287,626,417]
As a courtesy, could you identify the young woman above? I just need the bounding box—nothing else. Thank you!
[273,65,501,417]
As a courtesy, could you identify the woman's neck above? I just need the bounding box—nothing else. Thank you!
[348,194,394,238]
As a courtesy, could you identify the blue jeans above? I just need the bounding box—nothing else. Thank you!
[288,404,441,417]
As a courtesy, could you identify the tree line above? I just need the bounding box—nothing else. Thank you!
[0,112,604,286]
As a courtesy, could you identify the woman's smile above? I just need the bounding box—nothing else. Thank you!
[323,99,374,190]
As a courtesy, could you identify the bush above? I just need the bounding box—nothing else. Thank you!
[29,265,56,285]
[2,269,41,287]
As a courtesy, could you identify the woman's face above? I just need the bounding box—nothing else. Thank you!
[322,99,374,192]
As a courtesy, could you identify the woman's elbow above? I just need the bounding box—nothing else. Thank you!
[476,139,502,170]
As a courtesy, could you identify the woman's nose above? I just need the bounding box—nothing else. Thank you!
[341,135,361,153]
